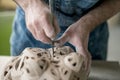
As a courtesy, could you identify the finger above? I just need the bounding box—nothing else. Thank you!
[55,30,71,47]
[36,29,52,44]
[33,21,52,44]
[41,16,56,40]
[27,23,38,40]
[53,16,60,35]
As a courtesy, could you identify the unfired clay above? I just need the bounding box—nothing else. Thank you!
[0,46,88,80]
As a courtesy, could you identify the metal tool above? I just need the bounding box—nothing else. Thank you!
[51,40,55,54]
[49,0,54,13]
[49,0,55,58]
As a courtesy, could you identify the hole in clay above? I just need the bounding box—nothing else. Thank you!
[9,65,13,69]
[64,70,68,75]
[53,54,56,57]
[68,58,72,62]
[59,51,64,55]
[72,62,77,67]
[26,68,30,73]
[44,52,47,54]
[39,65,44,70]
[41,59,46,63]
[74,75,80,80]
[4,71,8,76]
[55,65,60,68]
[53,51,56,53]
[37,53,42,57]
[25,56,29,59]
[15,59,21,70]
[31,57,35,60]
[51,69,56,76]
[57,57,59,59]
[20,62,24,69]
[51,61,60,64]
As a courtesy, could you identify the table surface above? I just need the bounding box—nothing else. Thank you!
[0,56,120,80]
[89,61,120,80]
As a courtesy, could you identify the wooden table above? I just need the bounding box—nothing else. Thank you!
[0,56,120,80]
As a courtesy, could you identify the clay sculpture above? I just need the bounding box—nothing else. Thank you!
[0,46,88,80]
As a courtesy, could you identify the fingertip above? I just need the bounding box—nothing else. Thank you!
[36,30,52,44]
[39,35,52,43]
[53,37,68,47]
[50,30,56,39]
[43,25,57,40]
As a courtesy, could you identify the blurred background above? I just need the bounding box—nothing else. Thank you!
[0,0,120,62]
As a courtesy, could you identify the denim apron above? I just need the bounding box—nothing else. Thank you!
[10,0,109,60]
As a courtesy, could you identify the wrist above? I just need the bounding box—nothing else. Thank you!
[13,0,45,11]
[77,14,98,33]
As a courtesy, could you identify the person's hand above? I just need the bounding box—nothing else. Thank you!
[55,20,91,74]
[23,0,60,43]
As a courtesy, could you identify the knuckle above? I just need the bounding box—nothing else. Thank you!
[33,20,39,27]
[40,14,47,21]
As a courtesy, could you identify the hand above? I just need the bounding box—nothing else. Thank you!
[24,0,60,43]
[55,20,91,74]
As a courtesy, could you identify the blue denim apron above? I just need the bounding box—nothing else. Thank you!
[10,0,109,60]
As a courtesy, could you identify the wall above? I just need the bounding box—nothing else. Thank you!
[0,0,16,10]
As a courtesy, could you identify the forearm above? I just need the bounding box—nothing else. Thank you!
[78,0,120,33]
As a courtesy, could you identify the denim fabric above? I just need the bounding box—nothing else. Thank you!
[10,0,109,60]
